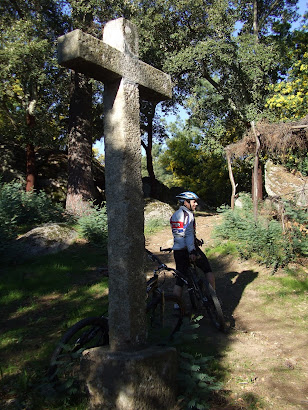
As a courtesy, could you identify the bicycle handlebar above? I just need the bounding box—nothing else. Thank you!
[160,246,173,253]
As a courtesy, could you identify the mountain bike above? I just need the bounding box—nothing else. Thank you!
[145,248,185,344]
[48,249,184,389]
[159,246,225,332]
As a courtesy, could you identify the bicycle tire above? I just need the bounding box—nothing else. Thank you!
[49,316,109,389]
[201,280,225,332]
[146,293,184,344]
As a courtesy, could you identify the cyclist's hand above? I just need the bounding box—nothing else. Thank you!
[189,250,197,262]
[196,238,204,247]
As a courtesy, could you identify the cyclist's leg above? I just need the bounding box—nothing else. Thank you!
[173,249,190,301]
[196,247,216,290]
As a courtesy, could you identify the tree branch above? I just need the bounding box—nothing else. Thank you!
[201,66,246,121]
[0,101,18,130]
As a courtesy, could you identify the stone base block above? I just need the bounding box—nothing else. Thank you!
[80,345,178,410]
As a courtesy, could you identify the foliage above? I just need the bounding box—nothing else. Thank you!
[0,0,69,148]
[0,180,66,246]
[170,316,222,409]
[283,200,308,257]
[177,351,222,409]
[77,204,108,245]
[130,0,306,209]
[159,121,251,207]
[265,28,308,121]
[214,194,307,270]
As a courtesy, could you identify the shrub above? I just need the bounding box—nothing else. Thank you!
[0,181,66,248]
[214,194,306,270]
[77,204,108,245]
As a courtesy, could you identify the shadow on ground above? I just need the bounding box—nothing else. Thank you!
[144,246,262,408]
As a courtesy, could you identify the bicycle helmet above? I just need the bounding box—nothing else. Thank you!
[176,191,199,202]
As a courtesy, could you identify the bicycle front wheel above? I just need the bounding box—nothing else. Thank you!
[201,280,225,332]
[146,293,184,344]
[49,316,109,390]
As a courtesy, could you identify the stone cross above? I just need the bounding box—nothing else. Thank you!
[58,18,172,351]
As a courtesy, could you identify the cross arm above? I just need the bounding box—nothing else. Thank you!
[57,29,172,102]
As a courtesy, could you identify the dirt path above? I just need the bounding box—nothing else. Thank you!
[145,213,308,409]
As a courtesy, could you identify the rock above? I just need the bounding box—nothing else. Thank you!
[6,223,78,263]
[265,160,308,207]
[234,197,243,208]
[144,199,174,223]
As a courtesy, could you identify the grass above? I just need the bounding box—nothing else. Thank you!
[0,241,108,408]
[206,240,239,258]
[1,215,307,409]
[144,217,170,236]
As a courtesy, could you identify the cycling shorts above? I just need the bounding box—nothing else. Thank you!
[173,247,212,287]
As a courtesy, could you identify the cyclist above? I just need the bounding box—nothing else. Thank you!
[170,191,215,302]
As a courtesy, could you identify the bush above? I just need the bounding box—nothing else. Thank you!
[214,194,306,270]
[0,181,66,247]
[77,204,108,245]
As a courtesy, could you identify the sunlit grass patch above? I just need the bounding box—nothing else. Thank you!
[274,276,308,294]
[0,289,25,304]
[0,329,26,349]
[144,217,169,235]
[206,240,239,258]
[258,275,308,302]
[85,281,109,297]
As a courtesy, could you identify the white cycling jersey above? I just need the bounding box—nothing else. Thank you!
[170,205,196,253]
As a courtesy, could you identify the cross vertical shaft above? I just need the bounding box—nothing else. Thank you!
[58,18,176,408]
[103,19,146,351]
[57,17,172,352]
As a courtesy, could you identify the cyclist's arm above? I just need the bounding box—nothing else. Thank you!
[185,217,196,256]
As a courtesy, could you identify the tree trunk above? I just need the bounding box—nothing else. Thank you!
[146,112,157,198]
[66,71,98,215]
[141,102,158,198]
[252,166,263,201]
[25,108,36,192]
[253,0,259,40]
[226,151,237,210]
[26,142,36,192]
[251,121,261,221]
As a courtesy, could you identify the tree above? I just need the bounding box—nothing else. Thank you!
[265,27,308,120]
[63,0,137,214]
[139,101,169,197]
[144,0,301,208]
[131,1,181,194]
[159,121,251,207]
[0,0,67,191]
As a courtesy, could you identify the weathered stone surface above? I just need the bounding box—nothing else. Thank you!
[265,160,308,207]
[81,345,178,410]
[58,16,176,406]
[7,223,78,262]
[57,29,172,102]
[144,199,174,223]
[100,19,147,351]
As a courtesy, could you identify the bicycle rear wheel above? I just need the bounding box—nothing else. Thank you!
[146,293,184,344]
[201,280,225,332]
[49,316,109,390]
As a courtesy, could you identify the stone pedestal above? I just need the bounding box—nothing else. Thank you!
[81,346,178,409]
